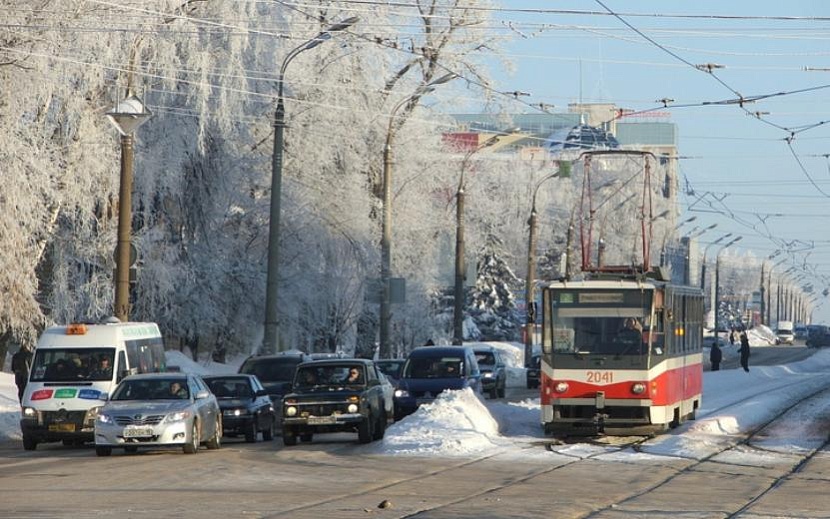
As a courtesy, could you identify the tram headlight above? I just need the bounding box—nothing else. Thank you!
[631,382,646,395]
[553,382,569,393]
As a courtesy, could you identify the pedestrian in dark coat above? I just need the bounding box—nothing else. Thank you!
[11,345,33,403]
[739,332,750,372]
[709,341,722,371]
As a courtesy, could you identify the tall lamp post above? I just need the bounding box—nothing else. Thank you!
[380,73,456,359]
[262,17,359,354]
[714,236,742,334]
[453,130,516,344]
[106,90,152,322]
[768,258,786,325]
[700,233,732,291]
[524,169,567,367]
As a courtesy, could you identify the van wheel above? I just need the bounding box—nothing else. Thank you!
[183,422,199,454]
[22,435,37,451]
[498,384,506,399]
[95,446,112,457]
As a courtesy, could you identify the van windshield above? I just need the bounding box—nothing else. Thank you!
[30,348,116,382]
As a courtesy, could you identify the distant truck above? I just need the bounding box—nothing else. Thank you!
[776,321,795,345]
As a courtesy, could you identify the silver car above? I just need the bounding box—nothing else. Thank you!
[94,373,222,456]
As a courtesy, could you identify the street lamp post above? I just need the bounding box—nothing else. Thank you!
[453,131,516,344]
[379,73,456,359]
[106,90,152,322]
[262,17,358,354]
[524,169,566,368]
[714,236,742,334]
[768,258,786,325]
[700,233,732,291]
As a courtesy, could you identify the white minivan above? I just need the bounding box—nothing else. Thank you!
[776,320,795,345]
[20,320,165,450]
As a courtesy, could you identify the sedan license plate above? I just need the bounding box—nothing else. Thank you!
[307,416,336,425]
[123,426,154,438]
[48,423,76,432]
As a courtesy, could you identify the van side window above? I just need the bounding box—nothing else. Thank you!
[116,351,128,383]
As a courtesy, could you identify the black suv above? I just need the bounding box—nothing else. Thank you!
[281,359,390,446]
[238,352,308,404]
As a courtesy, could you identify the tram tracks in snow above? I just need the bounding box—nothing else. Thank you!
[579,382,830,518]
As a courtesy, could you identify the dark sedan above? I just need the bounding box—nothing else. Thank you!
[203,375,276,442]
[281,359,391,446]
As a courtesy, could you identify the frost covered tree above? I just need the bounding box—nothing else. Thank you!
[467,233,521,341]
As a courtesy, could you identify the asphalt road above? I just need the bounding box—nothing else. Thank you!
[1,346,827,518]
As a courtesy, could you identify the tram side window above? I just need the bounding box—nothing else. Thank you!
[648,311,665,355]
[542,292,553,354]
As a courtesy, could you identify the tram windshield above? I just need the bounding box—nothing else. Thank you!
[550,289,653,356]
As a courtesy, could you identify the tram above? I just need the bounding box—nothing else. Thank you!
[539,274,703,435]
[538,150,704,436]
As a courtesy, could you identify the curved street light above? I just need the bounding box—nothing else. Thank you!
[524,168,568,367]
[453,129,518,344]
[379,72,456,358]
[263,17,359,354]
[106,90,152,321]
[700,233,732,291]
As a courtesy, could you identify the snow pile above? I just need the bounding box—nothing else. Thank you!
[377,388,503,456]
[0,373,22,441]
[165,350,237,375]
[748,325,777,346]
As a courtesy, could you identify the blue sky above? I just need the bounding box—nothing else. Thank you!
[484,1,830,321]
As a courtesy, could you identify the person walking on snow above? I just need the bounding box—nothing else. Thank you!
[739,332,750,372]
[11,344,33,403]
[709,341,722,371]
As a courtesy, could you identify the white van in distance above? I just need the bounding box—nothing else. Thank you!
[20,320,165,450]
[776,320,795,345]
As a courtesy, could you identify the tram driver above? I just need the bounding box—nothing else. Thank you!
[615,318,644,353]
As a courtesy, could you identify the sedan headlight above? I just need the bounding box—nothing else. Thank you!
[223,408,250,417]
[164,410,192,423]
[347,404,359,413]
[394,389,409,398]
[96,412,114,425]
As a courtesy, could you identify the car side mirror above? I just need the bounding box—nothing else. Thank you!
[255,389,268,398]
[194,390,210,400]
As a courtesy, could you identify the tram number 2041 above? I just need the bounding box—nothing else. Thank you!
[586,371,613,384]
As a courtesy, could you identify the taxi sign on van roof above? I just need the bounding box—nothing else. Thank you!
[65,324,88,335]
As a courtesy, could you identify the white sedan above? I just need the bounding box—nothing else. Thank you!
[94,373,222,456]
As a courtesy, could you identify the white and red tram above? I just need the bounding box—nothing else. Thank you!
[539,274,704,436]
